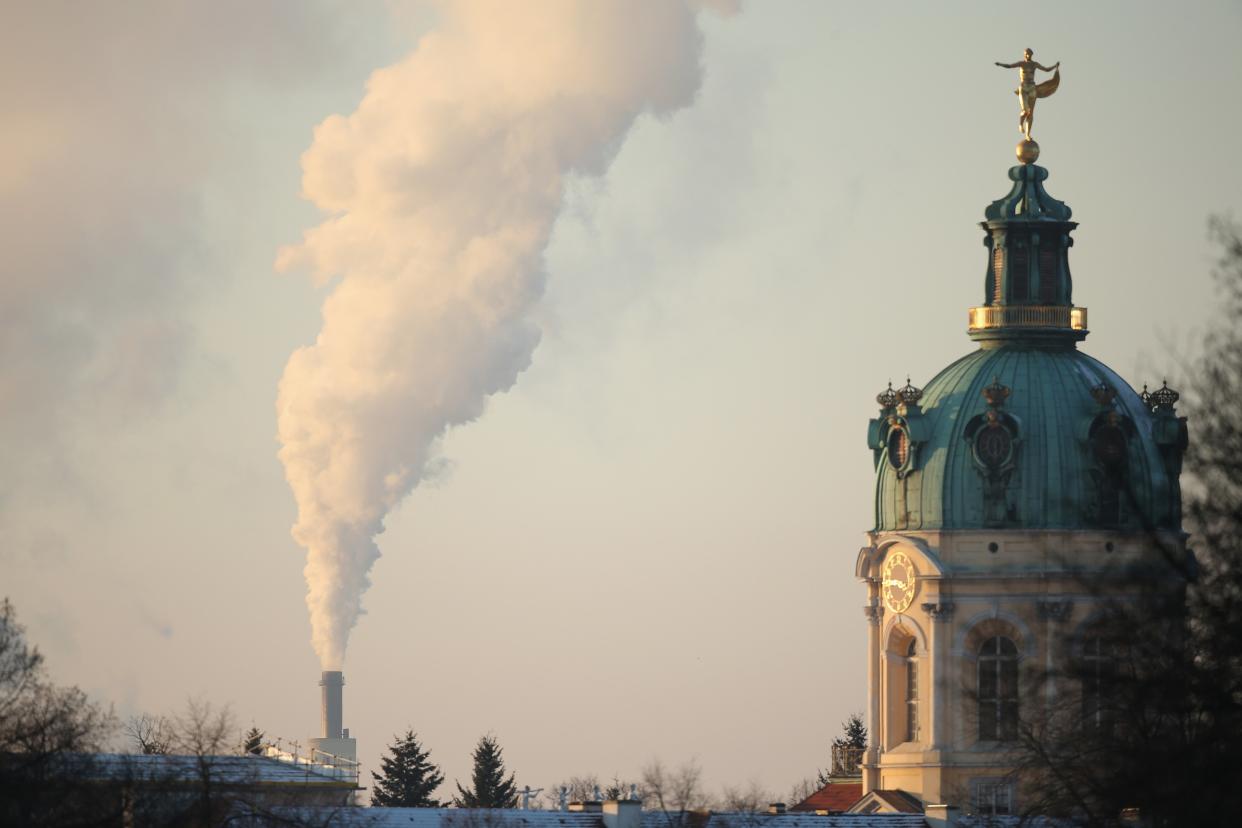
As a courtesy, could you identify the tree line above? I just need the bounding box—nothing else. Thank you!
[368,713,868,811]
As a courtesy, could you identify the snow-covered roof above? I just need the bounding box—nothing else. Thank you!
[60,753,356,786]
[321,810,926,828]
[328,810,604,828]
[644,815,925,828]
[956,819,1077,828]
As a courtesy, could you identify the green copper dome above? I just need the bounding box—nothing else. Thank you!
[868,163,1188,532]
[870,348,1185,531]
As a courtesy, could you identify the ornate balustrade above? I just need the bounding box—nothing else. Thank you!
[967,304,1088,331]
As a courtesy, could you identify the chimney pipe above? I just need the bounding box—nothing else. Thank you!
[320,670,344,739]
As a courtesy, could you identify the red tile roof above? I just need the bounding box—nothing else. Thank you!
[790,782,863,814]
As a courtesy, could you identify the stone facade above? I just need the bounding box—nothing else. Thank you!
[855,529,1182,808]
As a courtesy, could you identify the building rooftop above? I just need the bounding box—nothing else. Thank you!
[790,782,864,814]
[63,752,356,787]
[315,809,928,828]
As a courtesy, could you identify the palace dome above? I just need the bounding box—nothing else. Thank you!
[869,163,1187,533]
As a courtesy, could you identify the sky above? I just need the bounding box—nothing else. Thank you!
[3,0,1241,803]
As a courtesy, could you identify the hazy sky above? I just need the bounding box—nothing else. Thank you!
[4,0,1240,802]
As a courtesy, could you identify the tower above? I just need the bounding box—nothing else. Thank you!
[855,139,1189,810]
[309,670,358,767]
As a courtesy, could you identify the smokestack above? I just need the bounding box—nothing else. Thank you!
[308,670,356,772]
[320,670,343,739]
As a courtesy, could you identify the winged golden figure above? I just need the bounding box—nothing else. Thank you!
[996,48,1061,141]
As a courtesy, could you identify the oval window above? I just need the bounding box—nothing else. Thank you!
[976,424,1013,469]
[888,428,910,470]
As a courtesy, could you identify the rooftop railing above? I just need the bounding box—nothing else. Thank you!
[259,741,359,783]
[830,744,864,778]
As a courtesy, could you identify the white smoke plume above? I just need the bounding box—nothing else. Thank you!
[277,0,720,669]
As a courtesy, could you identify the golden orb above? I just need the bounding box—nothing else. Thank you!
[1016,139,1041,164]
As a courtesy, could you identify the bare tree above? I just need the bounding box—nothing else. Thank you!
[126,713,173,755]
[640,758,709,815]
[785,777,818,808]
[0,598,116,825]
[718,780,772,813]
[552,774,600,804]
[1009,216,1242,826]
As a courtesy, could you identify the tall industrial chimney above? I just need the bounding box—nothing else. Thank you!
[320,670,344,738]
[308,670,356,769]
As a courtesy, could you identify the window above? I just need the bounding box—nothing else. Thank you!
[887,428,910,470]
[991,247,1004,304]
[973,779,1013,816]
[1009,246,1029,302]
[978,636,1019,741]
[1082,635,1113,733]
[1038,246,1058,303]
[905,639,920,742]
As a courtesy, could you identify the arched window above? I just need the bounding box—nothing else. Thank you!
[1081,635,1113,733]
[978,636,1019,741]
[883,627,922,750]
[905,639,920,742]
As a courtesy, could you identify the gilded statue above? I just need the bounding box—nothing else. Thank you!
[995,48,1060,141]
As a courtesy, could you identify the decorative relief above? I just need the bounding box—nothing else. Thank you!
[964,377,1022,526]
[1143,380,1188,528]
[867,378,928,481]
[921,601,956,621]
[1086,400,1135,527]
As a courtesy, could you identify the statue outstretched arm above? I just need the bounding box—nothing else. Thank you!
[995,61,1021,68]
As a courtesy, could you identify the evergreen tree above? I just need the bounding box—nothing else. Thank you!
[833,713,868,750]
[242,726,264,755]
[817,713,867,785]
[453,734,518,808]
[371,730,445,807]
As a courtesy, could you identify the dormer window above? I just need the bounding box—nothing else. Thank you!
[887,428,910,470]
[1092,423,1127,472]
[975,423,1014,470]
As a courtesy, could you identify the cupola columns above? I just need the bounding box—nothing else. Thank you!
[970,164,1087,346]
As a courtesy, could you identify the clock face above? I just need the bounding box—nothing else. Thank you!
[882,551,917,614]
